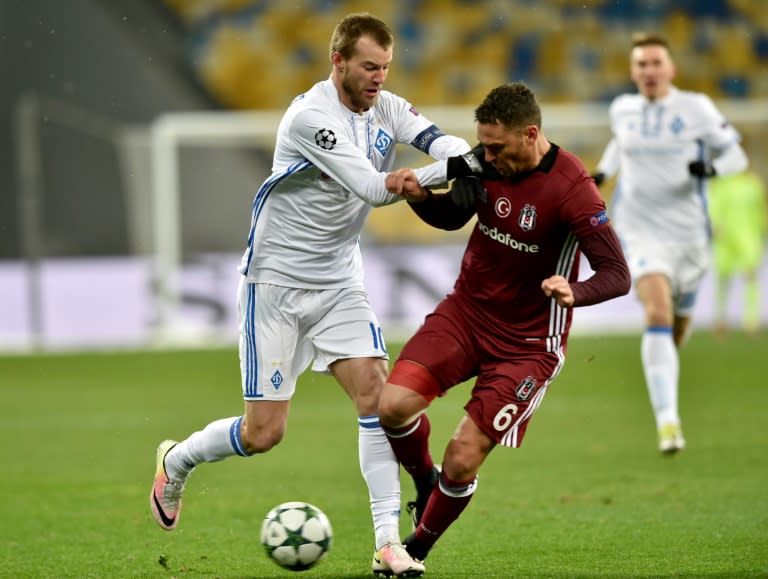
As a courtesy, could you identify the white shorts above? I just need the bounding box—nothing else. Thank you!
[237,279,389,401]
[621,236,710,316]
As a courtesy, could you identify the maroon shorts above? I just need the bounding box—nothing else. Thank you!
[392,295,566,448]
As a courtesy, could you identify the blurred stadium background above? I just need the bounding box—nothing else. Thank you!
[1,0,766,350]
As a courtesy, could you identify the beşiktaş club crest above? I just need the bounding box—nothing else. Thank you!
[515,376,537,401]
[519,203,537,231]
[315,128,337,150]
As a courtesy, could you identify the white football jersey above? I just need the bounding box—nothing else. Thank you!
[597,86,746,244]
[239,78,470,288]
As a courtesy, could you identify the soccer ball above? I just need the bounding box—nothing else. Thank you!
[260,501,333,571]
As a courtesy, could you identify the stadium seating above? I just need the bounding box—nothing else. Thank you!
[161,0,767,109]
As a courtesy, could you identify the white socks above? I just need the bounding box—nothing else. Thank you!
[163,414,401,550]
[358,416,401,550]
[641,328,680,428]
[164,416,243,481]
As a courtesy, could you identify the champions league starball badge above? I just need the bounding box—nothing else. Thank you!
[315,128,337,150]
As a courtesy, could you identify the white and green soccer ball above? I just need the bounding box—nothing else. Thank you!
[260,501,333,571]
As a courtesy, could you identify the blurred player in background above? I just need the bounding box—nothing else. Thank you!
[149,13,469,577]
[592,33,748,454]
[708,168,767,338]
[378,83,631,568]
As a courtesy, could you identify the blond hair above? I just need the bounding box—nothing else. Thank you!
[329,13,393,62]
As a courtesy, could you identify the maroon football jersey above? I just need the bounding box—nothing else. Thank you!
[413,145,613,351]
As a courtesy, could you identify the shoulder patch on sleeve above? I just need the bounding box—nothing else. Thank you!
[589,210,609,227]
[314,128,337,150]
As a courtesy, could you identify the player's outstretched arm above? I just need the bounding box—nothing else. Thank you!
[385,168,429,203]
[289,110,405,207]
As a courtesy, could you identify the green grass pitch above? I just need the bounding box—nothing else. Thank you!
[1,331,766,578]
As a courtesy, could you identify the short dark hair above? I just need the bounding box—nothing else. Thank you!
[474,82,541,130]
[631,32,671,54]
[329,13,393,61]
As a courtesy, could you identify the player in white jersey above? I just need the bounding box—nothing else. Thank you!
[593,33,748,454]
[149,13,469,577]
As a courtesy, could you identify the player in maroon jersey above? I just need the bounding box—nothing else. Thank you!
[377,83,631,567]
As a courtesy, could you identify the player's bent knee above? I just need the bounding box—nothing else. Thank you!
[376,391,411,427]
[378,382,430,427]
[442,451,481,482]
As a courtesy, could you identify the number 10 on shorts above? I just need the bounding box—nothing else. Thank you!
[369,322,387,354]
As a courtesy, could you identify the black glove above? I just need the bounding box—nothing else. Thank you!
[449,176,484,209]
[447,150,484,180]
[688,160,717,178]
[591,172,605,187]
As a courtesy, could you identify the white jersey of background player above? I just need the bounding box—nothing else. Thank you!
[150,14,469,577]
[597,87,745,245]
[594,33,747,455]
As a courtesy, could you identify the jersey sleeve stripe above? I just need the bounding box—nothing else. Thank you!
[546,233,579,352]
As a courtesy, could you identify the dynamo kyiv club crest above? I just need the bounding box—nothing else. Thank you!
[374,128,393,157]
